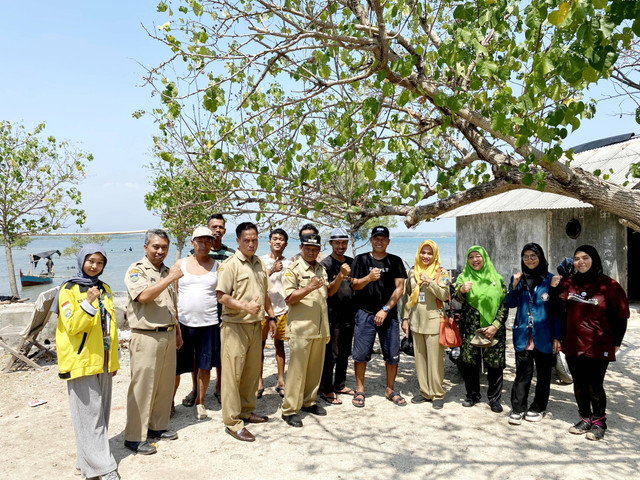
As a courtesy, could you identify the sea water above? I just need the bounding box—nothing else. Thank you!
[0,233,456,299]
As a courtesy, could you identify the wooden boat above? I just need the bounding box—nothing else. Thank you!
[19,269,54,286]
[20,250,61,287]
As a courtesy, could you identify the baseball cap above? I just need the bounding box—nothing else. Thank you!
[192,226,215,240]
[329,228,349,240]
[370,226,390,238]
[300,233,321,246]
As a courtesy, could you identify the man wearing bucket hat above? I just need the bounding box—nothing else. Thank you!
[318,228,357,405]
[281,233,330,427]
[350,226,407,408]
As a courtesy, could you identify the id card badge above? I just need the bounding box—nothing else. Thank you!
[419,292,425,303]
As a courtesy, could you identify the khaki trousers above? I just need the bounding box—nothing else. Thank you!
[282,337,326,416]
[413,332,445,400]
[220,322,262,432]
[124,330,176,442]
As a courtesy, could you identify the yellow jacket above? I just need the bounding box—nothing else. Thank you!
[56,282,119,380]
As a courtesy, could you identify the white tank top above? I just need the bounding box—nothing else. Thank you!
[177,258,219,327]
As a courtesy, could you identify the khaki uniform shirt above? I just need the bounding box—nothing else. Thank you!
[401,267,450,335]
[283,258,329,339]
[124,256,177,329]
[216,250,269,324]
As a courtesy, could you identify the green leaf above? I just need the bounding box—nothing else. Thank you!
[397,89,411,107]
[522,173,534,186]
[548,3,570,26]
[362,97,380,123]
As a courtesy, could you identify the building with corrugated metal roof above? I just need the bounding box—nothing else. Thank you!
[440,134,640,299]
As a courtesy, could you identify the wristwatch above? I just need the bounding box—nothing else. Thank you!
[268,317,277,322]
[382,306,390,313]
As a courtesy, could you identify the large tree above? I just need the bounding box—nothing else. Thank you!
[0,121,92,297]
[143,0,640,233]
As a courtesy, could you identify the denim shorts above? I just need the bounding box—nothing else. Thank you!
[176,323,220,374]
[352,309,400,365]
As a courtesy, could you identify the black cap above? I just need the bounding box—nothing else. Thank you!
[300,233,321,246]
[370,226,389,238]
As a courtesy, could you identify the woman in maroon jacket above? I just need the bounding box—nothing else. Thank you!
[556,245,629,441]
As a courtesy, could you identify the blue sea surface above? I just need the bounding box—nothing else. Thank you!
[1,233,455,298]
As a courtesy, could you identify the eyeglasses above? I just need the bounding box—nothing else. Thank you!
[522,254,538,260]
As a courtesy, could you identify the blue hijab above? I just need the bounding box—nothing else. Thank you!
[51,244,108,313]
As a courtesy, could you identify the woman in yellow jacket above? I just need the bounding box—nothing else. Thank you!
[54,244,119,480]
[401,240,450,409]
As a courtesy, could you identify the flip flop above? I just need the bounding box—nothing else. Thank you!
[386,391,407,407]
[182,391,196,407]
[256,388,264,399]
[320,392,342,405]
[352,391,365,408]
[275,386,285,398]
[334,387,356,396]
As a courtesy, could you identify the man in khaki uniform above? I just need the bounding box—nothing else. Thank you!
[124,229,183,455]
[281,233,330,427]
[216,222,276,442]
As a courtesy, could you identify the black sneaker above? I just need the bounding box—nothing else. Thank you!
[586,425,605,441]
[462,398,478,407]
[569,418,592,435]
[490,401,503,413]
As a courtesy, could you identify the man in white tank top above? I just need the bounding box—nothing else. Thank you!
[172,227,220,420]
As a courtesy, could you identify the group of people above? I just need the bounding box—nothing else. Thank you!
[53,217,630,480]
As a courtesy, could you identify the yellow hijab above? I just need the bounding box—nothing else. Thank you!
[408,240,441,308]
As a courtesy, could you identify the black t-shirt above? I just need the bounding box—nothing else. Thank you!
[351,252,407,317]
[320,254,355,324]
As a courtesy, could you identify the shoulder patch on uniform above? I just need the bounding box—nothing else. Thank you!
[61,301,72,318]
[284,271,294,278]
[128,269,141,283]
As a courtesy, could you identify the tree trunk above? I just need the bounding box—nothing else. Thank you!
[3,235,19,298]
[174,237,185,261]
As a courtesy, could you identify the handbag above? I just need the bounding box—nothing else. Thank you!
[436,270,462,348]
[400,331,414,356]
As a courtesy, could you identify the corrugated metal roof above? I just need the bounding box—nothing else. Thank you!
[439,136,640,218]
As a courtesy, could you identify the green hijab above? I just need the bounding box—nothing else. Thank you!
[456,246,505,327]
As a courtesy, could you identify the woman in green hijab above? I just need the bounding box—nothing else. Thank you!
[454,246,508,413]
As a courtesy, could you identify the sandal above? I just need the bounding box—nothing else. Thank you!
[334,387,355,396]
[386,391,407,407]
[275,386,285,398]
[352,391,365,408]
[320,392,342,405]
[182,391,196,407]
[257,388,264,399]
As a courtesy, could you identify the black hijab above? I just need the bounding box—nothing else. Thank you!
[572,244,603,284]
[521,242,548,291]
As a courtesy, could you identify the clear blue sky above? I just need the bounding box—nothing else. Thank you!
[1,2,637,234]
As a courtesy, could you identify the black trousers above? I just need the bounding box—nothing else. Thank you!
[459,360,503,403]
[566,354,609,419]
[319,324,354,393]
[510,349,555,414]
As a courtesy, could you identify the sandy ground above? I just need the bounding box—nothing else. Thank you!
[1,312,639,480]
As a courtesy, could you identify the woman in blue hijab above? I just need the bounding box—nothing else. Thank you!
[55,244,120,480]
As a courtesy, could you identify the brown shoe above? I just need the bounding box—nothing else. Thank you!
[244,413,269,424]
[225,427,255,442]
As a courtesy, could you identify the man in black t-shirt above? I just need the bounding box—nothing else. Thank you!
[350,226,407,408]
[318,228,357,405]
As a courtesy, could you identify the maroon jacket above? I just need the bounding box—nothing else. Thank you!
[557,275,629,361]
